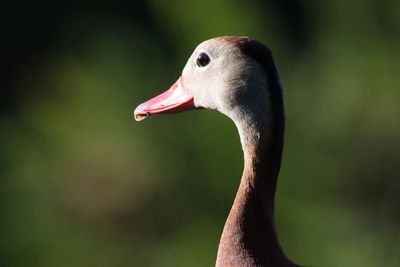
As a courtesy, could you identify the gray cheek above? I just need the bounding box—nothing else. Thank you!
[194,73,231,111]
[193,87,217,110]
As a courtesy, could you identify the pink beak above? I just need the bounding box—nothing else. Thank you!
[134,76,196,121]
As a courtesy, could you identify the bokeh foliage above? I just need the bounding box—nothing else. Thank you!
[1,1,399,266]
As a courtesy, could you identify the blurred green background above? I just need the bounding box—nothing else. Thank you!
[1,1,399,266]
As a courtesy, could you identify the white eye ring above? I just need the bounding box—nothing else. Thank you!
[196,52,211,67]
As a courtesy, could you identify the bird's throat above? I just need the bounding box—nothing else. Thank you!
[215,117,294,266]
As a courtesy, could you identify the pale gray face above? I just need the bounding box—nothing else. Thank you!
[181,38,269,120]
[134,37,277,147]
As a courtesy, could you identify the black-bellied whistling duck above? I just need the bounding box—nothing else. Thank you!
[134,36,300,267]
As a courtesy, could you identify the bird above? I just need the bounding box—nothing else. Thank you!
[134,36,300,267]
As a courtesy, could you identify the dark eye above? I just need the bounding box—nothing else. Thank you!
[196,52,210,67]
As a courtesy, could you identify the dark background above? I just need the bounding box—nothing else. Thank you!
[1,1,399,266]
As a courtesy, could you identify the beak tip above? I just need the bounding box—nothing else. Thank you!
[133,105,149,122]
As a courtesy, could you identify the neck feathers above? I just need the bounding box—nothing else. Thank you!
[216,118,290,267]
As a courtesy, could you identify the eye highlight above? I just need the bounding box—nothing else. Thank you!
[196,52,210,67]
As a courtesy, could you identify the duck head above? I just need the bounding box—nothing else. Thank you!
[134,36,282,147]
[136,37,274,116]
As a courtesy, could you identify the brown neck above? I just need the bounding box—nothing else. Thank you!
[215,126,295,267]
